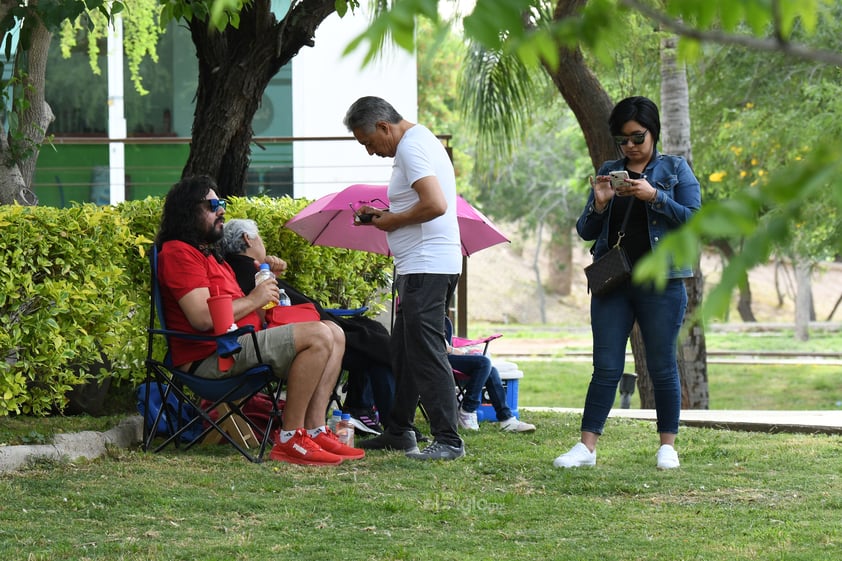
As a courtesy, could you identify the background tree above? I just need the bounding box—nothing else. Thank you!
[455,1,711,407]
[161,0,342,197]
[355,0,842,325]
[416,17,474,197]
[472,109,590,302]
[686,3,842,335]
[0,0,121,206]
[2,0,353,204]
[637,31,708,409]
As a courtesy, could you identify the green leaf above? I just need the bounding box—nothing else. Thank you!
[336,0,349,18]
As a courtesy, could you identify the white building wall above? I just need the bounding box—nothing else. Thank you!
[291,9,417,200]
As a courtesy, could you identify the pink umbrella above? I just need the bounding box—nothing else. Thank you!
[284,183,509,257]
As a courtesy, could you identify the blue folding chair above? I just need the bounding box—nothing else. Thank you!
[141,246,285,463]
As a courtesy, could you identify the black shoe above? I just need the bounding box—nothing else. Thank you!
[405,440,465,461]
[411,425,429,443]
[343,406,382,435]
[357,429,419,452]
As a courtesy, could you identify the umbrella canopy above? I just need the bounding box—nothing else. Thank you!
[284,183,509,257]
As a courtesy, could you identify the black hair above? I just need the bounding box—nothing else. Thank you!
[155,175,221,260]
[608,96,661,146]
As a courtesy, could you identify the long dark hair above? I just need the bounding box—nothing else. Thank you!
[156,175,219,257]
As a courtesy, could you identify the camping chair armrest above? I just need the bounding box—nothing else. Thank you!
[325,306,369,317]
[149,324,257,342]
[451,333,503,355]
[150,324,267,362]
[451,333,503,348]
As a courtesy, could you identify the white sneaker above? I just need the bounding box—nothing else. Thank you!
[656,444,680,469]
[457,407,479,431]
[499,416,536,433]
[552,442,596,468]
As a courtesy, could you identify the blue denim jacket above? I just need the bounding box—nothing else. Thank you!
[576,151,701,279]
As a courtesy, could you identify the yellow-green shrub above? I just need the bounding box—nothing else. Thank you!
[0,197,392,416]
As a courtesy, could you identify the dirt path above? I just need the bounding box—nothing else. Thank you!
[463,224,842,326]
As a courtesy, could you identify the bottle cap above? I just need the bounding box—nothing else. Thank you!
[333,409,342,416]
[259,263,271,270]
[341,413,351,420]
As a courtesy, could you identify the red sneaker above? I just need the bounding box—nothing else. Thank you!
[312,429,366,460]
[269,429,343,466]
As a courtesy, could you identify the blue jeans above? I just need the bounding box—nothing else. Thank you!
[389,273,461,446]
[448,354,513,421]
[583,279,687,435]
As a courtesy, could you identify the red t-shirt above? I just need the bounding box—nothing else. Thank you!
[158,240,261,365]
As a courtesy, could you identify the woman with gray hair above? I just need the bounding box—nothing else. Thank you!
[221,218,394,435]
[220,218,287,290]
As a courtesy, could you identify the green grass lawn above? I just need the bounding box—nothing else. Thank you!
[518,360,842,410]
[1,412,840,560]
[494,325,842,411]
[2,327,842,559]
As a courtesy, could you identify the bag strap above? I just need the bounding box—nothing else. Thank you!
[612,198,635,249]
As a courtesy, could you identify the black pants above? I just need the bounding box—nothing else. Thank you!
[388,273,460,447]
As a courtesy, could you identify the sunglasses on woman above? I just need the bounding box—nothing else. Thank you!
[614,130,648,146]
[201,199,227,212]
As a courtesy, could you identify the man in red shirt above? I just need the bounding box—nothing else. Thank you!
[155,175,364,465]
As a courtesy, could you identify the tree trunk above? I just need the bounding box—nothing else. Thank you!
[546,1,617,171]
[794,258,812,341]
[0,5,53,206]
[18,12,54,195]
[679,269,709,408]
[656,34,709,409]
[548,222,573,296]
[630,325,653,407]
[182,0,336,197]
[533,220,547,324]
[711,239,756,321]
[541,2,619,298]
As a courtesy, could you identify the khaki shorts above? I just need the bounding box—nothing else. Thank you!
[193,324,296,380]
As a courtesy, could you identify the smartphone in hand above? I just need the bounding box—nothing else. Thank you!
[609,170,632,189]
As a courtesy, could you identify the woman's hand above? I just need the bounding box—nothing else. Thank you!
[264,255,287,275]
[615,177,658,202]
[591,175,615,212]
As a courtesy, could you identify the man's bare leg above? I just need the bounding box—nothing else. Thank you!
[304,321,345,428]
[280,322,333,431]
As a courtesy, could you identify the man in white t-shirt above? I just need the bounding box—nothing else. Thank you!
[344,96,464,460]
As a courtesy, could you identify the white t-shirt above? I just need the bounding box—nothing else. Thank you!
[387,125,462,275]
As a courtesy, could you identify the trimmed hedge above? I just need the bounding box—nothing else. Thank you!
[0,196,392,416]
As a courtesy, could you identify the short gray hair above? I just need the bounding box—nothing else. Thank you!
[221,218,259,256]
[343,96,403,133]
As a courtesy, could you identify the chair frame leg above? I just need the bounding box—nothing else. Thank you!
[142,364,284,463]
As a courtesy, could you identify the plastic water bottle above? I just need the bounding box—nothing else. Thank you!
[254,263,276,310]
[278,288,291,307]
[336,413,355,447]
[327,409,342,433]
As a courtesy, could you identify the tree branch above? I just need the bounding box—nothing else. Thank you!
[621,0,842,67]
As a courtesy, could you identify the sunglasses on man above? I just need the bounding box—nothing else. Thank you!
[201,199,227,212]
[614,130,648,146]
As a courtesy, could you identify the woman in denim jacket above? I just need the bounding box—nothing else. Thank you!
[554,96,701,470]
